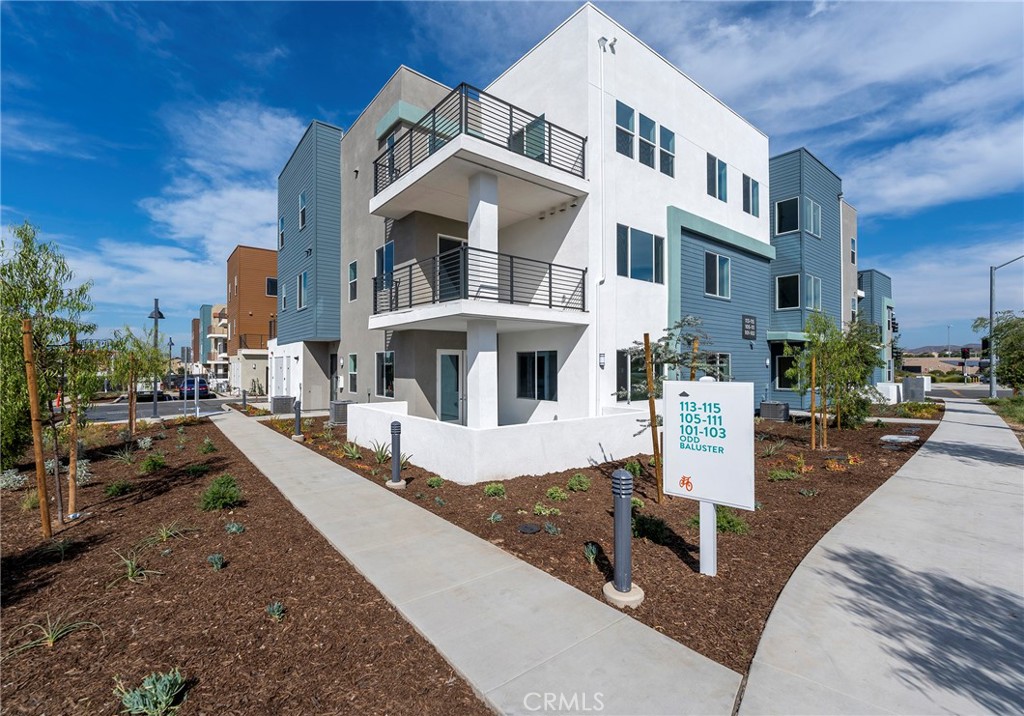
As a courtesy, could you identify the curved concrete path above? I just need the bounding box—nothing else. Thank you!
[740,398,1024,715]
[211,410,741,716]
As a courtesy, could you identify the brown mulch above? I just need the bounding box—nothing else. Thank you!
[0,419,491,716]
[264,414,936,674]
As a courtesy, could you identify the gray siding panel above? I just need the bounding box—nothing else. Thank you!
[675,229,772,409]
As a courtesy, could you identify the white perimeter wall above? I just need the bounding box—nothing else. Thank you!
[349,401,650,484]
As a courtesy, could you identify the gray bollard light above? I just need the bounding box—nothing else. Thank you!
[241,389,247,410]
[291,398,304,442]
[602,468,645,609]
[386,420,407,490]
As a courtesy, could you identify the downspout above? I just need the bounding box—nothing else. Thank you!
[595,35,610,417]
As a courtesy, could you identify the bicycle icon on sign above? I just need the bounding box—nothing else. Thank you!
[678,475,694,492]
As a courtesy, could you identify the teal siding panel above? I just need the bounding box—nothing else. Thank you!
[314,124,342,341]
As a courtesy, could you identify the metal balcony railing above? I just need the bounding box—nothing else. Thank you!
[372,245,586,316]
[373,83,586,195]
[238,334,268,350]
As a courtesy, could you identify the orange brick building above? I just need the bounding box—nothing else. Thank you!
[226,245,277,394]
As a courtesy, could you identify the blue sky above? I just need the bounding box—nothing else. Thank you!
[2,0,1022,352]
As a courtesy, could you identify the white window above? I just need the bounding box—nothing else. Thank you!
[299,191,308,230]
[297,271,308,310]
[615,101,634,158]
[616,224,664,284]
[742,175,759,217]
[348,353,357,394]
[659,127,674,177]
[776,274,800,310]
[775,198,799,235]
[706,153,727,201]
[704,353,732,381]
[805,274,822,311]
[348,261,357,302]
[704,251,730,298]
[375,351,394,398]
[805,198,822,237]
[638,114,656,168]
[517,350,557,400]
[278,216,284,248]
[850,237,857,264]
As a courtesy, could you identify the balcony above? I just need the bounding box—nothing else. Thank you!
[238,334,268,350]
[369,245,587,333]
[370,84,588,227]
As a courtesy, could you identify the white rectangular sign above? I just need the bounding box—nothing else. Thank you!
[662,380,755,511]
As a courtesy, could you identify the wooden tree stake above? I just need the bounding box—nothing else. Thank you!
[22,319,52,539]
[810,354,817,450]
[643,333,663,504]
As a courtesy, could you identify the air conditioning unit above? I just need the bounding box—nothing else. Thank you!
[760,401,790,422]
[270,395,294,415]
[329,400,355,425]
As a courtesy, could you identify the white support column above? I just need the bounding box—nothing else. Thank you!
[466,319,498,428]
[468,172,499,252]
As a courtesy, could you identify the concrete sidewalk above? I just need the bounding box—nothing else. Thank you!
[740,398,1024,715]
[210,410,741,716]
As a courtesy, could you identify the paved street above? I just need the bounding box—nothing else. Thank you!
[928,383,1014,400]
[85,397,235,422]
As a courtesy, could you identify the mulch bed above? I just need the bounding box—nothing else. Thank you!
[0,418,490,715]
[263,413,936,674]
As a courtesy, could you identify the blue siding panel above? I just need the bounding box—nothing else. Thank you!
[672,228,772,410]
[276,121,342,345]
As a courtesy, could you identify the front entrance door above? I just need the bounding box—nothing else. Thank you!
[437,350,465,424]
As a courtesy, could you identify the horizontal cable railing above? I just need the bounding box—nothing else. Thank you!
[373,83,586,195]
[372,246,586,315]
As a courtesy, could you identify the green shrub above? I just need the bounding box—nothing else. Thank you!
[543,521,561,536]
[583,542,598,565]
[566,473,591,492]
[546,486,568,502]
[105,480,135,498]
[113,667,187,716]
[225,521,245,535]
[370,440,391,465]
[139,452,166,475]
[266,601,286,622]
[198,437,217,454]
[630,497,645,511]
[487,511,503,523]
[799,488,819,497]
[341,442,362,460]
[688,506,749,535]
[434,496,446,507]
[136,436,153,451]
[199,475,242,511]
[206,553,226,571]
[760,439,787,458]
[623,460,642,478]
[533,502,561,517]
[483,482,506,499]
[632,514,669,543]
[183,463,210,478]
[426,476,444,489]
[768,468,799,482]
[1,469,27,491]
[19,489,39,511]
[74,459,93,486]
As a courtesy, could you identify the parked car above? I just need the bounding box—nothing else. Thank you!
[179,377,210,400]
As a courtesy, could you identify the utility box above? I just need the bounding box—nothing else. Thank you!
[329,400,355,425]
[759,401,790,422]
[270,395,294,415]
[902,377,926,403]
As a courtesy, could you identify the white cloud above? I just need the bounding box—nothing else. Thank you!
[237,45,289,72]
[1,113,97,160]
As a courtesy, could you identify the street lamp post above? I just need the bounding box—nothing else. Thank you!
[149,299,165,418]
[946,324,951,357]
[167,336,174,384]
[989,254,1024,399]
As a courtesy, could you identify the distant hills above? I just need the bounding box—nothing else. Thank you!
[906,343,982,355]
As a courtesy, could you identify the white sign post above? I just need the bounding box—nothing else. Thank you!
[662,380,755,576]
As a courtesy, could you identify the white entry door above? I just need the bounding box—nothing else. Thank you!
[273,356,285,395]
[437,350,466,424]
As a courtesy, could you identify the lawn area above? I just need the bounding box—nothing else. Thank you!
[983,395,1024,447]
[263,413,936,674]
[0,417,489,715]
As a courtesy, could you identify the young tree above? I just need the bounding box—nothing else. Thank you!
[973,311,1024,394]
[616,316,723,401]
[107,326,166,437]
[1,222,94,533]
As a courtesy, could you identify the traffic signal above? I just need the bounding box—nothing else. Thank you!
[960,347,970,360]
[981,337,990,358]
